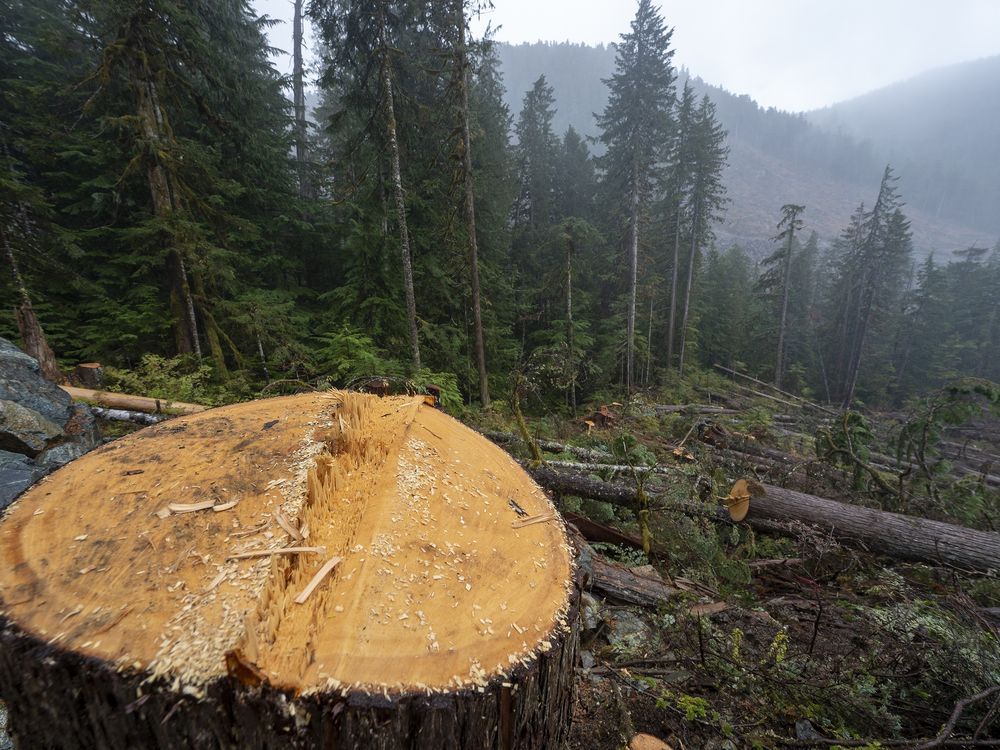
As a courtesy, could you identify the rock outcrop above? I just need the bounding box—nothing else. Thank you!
[0,338,99,508]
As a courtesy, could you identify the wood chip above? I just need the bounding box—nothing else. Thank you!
[168,500,215,514]
[204,570,227,593]
[226,546,325,561]
[274,510,303,542]
[212,499,239,512]
[294,557,343,604]
[512,511,557,528]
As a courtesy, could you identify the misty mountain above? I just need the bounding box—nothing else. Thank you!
[809,55,1000,239]
[496,41,998,254]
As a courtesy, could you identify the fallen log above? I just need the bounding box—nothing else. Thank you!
[482,430,611,462]
[0,392,579,748]
[563,511,647,550]
[713,364,837,416]
[60,385,207,415]
[653,404,736,415]
[544,459,684,476]
[526,466,1000,573]
[590,556,680,609]
[526,464,642,510]
[745,484,1000,572]
[89,406,165,426]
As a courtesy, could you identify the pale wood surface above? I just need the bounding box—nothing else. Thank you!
[0,392,573,695]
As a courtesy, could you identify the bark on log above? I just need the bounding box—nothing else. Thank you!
[589,556,680,609]
[0,393,579,749]
[527,466,1000,573]
[526,464,641,510]
[564,511,646,550]
[653,404,736,415]
[60,385,207,415]
[89,406,165,425]
[746,484,1000,572]
[481,431,611,463]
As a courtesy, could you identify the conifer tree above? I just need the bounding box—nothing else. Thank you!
[313,0,422,371]
[762,203,805,388]
[452,0,489,406]
[677,95,727,376]
[596,0,676,390]
[825,167,912,407]
[664,81,697,368]
[513,76,559,233]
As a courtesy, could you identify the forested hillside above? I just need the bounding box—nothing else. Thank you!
[497,41,997,253]
[2,0,999,411]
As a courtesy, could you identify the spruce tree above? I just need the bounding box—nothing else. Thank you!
[760,203,806,388]
[596,0,676,390]
[677,95,727,376]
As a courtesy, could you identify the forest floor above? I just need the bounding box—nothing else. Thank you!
[465,371,1000,749]
[33,370,1000,748]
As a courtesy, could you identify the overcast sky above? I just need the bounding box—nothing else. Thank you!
[253,0,1000,112]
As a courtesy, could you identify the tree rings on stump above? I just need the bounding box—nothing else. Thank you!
[0,391,579,748]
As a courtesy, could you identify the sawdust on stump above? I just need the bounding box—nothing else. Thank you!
[0,391,577,747]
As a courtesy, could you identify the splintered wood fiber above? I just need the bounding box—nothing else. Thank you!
[0,391,574,695]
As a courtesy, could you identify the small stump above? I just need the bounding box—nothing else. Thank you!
[0,392,579,748]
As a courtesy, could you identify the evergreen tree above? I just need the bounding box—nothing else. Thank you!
[663,80,696,368]
[758,203,805,388]
[513,75,559,233]
[596,0,676,390]
[825,167,912,407]
[676,95,727,376]
[556,127,597,220]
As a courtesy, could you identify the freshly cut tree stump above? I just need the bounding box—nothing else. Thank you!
[0,392,579,749]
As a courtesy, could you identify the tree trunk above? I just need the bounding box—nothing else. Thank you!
[666,200,682,368]
[133,62,201,359]
[379,22,421,372]
[644,296,653,385]
[2,219,61,383]
[292,0,313,199]
[0,393,579,749]
[456,7,489,407]
[625,172,640,391]
[774,227,795,388]
[677,202,699,376]
[565,234,576,412]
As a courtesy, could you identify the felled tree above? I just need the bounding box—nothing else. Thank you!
[0,392,578,748]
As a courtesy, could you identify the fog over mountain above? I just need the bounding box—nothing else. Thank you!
[497,42,1000,254]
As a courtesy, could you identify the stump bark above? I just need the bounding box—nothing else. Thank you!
[0,392,579,749]
[71,362,105,389]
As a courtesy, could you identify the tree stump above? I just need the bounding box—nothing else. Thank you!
[71,362,105,389]
[0,392,579,749]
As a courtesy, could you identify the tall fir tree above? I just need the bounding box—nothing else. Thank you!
[676,95,727,376]
[596,0,676,390]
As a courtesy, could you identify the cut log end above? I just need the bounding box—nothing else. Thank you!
[0,391,578,748]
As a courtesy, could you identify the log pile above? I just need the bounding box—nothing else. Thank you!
[0,391,579,748]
